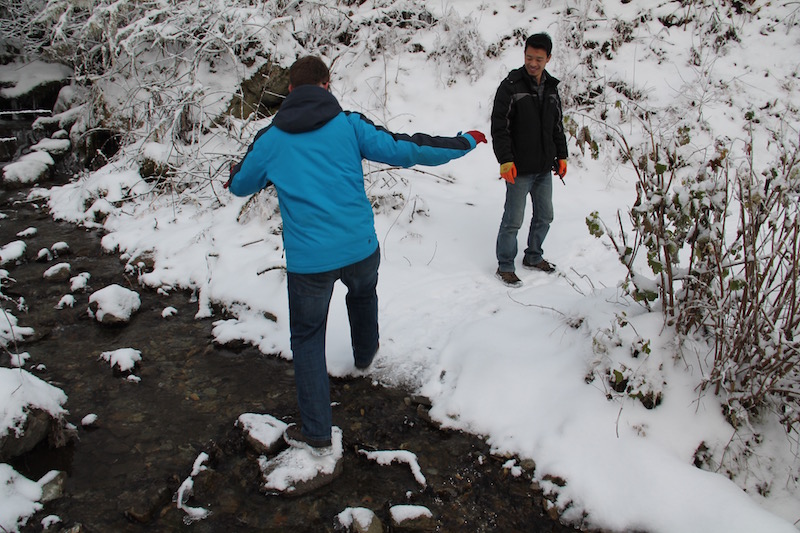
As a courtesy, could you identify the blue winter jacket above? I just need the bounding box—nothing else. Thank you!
[228,85,478,274]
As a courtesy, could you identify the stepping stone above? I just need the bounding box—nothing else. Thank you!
[259,426,343,496]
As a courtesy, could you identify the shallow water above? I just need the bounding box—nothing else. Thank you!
[1,124,581,532]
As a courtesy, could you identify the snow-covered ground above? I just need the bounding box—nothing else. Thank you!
[1,0,799,531]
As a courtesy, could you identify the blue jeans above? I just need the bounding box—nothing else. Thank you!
[286,246,380,441]
[496,171,553,272]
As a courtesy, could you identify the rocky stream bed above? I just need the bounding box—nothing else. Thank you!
[0,118,583,532]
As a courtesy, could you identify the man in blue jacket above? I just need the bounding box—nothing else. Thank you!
[226,56,485,456]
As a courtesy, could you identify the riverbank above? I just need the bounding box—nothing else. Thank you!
[1,139,577,532]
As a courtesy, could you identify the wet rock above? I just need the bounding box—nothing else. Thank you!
[122,485,172,524]
[43,262,71,281]
[191,466,226,498]
[416,403,434,425]
[122,250,156,273]
[389,504,436,531]
[31,137,71,158]
[33,105,85,139]
[336,506,384,533]
[224,61,289,120]
[36,247,54,262]
[38,470,67,502]
[59,524,87,533]
[0,75,71,112]
[0,135,16,161]
[53,84,89,115]
[99,347,142,374]
[41,514,62,532]
[31,115,62,138]
[0,408,51,460]
[88,283,141,324]
[259,427,344,496]
[237,412,288,456]
[407,394,432,407]
[2,149,54,187]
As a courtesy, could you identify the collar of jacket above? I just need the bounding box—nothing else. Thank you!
[509,66,561,89]
[272,84,343,133]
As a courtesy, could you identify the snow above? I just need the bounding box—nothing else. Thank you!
[0,240,26,265]
[0,309,33,348]
[88,284,141,322]
[1,1,799,532]
[55,295,75,309]
[30,137,71,157]
[237,413,287,449]
[389,504,433,522]
[259,427,344,494]
[0,367,67,439]
[99,348,142,373]
[359,449,427,487]
[175,452,211,523]
[8,352,30,368]
[0,464,42,532]
[69,272,90,292]
[337,506,378,530]
[2,150,54,185]
[42,262,69,279]
[0,61,71,99]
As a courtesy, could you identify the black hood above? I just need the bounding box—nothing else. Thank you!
[272,85,343,133]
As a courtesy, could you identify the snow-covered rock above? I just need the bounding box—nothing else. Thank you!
[88,284,141,324]
[0,367,68,461]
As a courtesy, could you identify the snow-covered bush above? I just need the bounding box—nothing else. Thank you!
[586,83,800,438]
[572,0,800,486]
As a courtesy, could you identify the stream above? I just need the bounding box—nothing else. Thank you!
[1,119,582,533]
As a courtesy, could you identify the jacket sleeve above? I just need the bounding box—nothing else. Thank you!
[346,112,476,167]
[226,126,273,197]
[552,91,568,160]
[490,79,515,165]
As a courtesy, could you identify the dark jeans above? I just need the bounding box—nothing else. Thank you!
[496,171,554,272]
[286,246,380,441]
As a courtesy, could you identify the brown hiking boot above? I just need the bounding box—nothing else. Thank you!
[495,269,522,287]
[284,424,333,457]
[522,258,556,273]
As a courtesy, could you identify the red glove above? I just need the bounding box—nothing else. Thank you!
[500,162,517,184]
[223,162,235,189]
[465,130,486,144]
[555,159,567,178]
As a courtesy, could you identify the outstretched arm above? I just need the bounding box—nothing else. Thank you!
[346,111,483,168]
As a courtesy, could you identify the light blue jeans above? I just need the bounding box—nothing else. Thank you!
[286,247,380,442]
[496,171,553,272]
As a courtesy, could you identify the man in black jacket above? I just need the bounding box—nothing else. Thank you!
[491,32,568,287]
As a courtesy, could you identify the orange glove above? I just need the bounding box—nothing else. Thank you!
[500,162,517,184]
[555,159,567,179]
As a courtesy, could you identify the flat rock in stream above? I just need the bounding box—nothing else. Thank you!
[237,412,289,456]
[259,426,344,496]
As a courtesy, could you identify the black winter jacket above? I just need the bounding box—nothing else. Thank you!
[490,67,567,174]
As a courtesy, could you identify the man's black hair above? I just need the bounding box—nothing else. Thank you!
[289,56,330,87]
[525,32,553,56]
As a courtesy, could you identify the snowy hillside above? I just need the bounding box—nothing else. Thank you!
[2,0,799,531]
